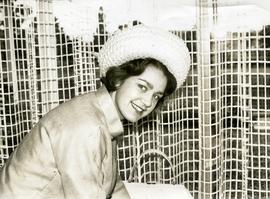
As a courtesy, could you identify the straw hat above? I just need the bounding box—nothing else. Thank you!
[97,25,190,88]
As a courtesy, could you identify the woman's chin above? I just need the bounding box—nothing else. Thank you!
[120,108,142,122]
[123,114,141,123]
[125,117,139,123]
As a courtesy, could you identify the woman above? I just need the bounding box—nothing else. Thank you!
[0,25,190,199]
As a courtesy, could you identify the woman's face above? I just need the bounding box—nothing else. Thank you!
[112,64,167,122]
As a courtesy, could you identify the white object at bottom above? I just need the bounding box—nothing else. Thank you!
[123,182,193,199]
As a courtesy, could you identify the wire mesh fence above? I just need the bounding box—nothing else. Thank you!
[0,0,270,198]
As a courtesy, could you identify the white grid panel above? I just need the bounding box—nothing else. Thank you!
[0,0,104,164]
[116,29,199,197]
[162,30,199,195]
[197,0,221,198]
[0,0,270,199]
[35,0,59,117]
[244,26,270,199]
[0,0,32,162]
[219,32,248,199]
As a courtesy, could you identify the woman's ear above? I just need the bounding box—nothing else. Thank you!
[114,80,122,89]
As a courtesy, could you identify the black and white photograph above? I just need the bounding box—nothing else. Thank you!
[0,0,270,198]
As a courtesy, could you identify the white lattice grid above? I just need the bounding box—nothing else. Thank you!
[218,32,248,199]
[196,1,270,198]
[0,0,199,196]
[117,30,199,197]
[0,0,33,164]
[210,27,270,199]
[0,0,103,165]
[1,0,270,199]
[196,1,221,198]
[244,27,270,199]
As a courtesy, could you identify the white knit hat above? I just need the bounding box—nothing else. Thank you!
[97,25,190,88]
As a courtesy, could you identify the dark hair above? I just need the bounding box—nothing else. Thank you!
[100,58,177,108]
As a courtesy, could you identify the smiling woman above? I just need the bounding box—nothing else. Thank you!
[101,58,176,122]
[0,24,190,199]
[110,62,168,122]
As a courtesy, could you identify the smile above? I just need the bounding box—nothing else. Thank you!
[131,102,145,113]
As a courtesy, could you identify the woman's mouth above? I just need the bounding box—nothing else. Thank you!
[131,102,145,113]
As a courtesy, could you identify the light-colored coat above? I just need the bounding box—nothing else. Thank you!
[0,86,130,199]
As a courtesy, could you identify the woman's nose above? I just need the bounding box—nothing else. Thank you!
[142,93,152,108]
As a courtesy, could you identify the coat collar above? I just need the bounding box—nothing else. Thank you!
[96,85,124,138]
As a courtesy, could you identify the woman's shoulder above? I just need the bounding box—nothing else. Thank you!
[40,91,104,131]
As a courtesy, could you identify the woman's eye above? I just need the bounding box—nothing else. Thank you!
[153,95,161,100]
[138,84,147,91]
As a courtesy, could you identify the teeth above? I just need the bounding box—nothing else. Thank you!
[131,102,144,112]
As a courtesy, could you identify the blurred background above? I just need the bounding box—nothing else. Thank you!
[0,0,270,198]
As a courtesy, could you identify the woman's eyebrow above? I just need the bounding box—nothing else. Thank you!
[138,78,153,89]
[138,78,164,95]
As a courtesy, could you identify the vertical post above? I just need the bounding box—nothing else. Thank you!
[4,0,18,103]
[239,32,248,199]
[0,1,6,168]
[36,0,58,115]
[73,38,82,96]
[196,0,215,198]
[26,5,39,125]
[135,123,142,182]
[0,0,18,167]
